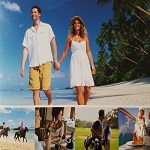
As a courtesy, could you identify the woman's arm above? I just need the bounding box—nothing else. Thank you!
[58,36,71,64]
[85,37,96,74]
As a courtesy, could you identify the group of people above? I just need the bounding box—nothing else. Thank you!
[20,6,96,105]
[35,107,74,150]
[1,122,24,134]
[132,109,150,144]
[85,109,112,150]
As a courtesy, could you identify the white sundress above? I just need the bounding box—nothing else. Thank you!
[70,40,95,88]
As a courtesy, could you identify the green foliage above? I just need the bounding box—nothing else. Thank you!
[75,109,118,128]
[75,119,93,128]
[95,0,150,86]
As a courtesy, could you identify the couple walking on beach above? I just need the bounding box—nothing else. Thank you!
[20,6,96,105]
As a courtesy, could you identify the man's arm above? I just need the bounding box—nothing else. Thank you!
[51,37,59,70]
[91,127,102,139]
[20,47,28,77]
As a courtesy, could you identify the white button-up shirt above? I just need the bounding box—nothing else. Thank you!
[22,22,55,67]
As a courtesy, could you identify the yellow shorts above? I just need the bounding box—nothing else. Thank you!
[28,62,52,90]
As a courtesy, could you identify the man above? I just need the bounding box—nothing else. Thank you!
[20,6,59,105]
[35,108,51,150]
[20,122,24,133]
[90,109,105,150]
[103,117,112,150]
[2,122,6,132]
[2,122,6,129]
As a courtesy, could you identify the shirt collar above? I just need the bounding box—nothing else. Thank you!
[31,21,43,31]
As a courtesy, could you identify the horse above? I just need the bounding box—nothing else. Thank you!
[14,127,29,142]
[0,127,10,138]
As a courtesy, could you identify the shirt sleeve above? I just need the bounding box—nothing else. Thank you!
[92,121,100,130]
[48,25,55,42]
[22,30,28,48]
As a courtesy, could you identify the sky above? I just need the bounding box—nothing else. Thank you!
[0,107,34,129]
[76,107,117,122]
[0,0,114,90]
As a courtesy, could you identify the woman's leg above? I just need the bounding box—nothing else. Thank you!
[75,86,84,105]
[84,86,91,105]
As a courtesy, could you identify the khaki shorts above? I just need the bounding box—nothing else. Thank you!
[28,62,52,90]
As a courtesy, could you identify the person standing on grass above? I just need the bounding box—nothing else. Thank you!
[103,117,112,150]
[90,109,105,150]
[20,6,59,105]
[58,16,96,105]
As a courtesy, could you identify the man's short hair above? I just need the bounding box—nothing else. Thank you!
[31,6,41,13]
[99,109,104,117]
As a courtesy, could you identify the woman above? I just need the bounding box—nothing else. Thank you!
[58,16,96,105]
[49,107,64,140]
[132,109,146,144]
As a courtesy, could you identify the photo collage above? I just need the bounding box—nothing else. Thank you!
[0,0,150,150]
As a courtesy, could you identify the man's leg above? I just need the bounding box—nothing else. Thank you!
[41,62,52,105]
[43,89,52,105]
[33,90,41,105]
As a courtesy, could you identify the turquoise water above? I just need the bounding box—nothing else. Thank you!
[0,89,76,105]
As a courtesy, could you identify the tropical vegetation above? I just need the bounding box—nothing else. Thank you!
[94,0,150,86]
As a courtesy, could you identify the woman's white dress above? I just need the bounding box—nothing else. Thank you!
[70,40,94,88]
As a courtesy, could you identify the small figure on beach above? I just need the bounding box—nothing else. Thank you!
[132,109,146,144]
[2,122,6,130]
[20,6,59,105]
[20,122,24,133]
[58,16,96,105]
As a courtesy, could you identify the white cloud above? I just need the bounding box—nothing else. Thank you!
[52,71,65,78]
[8,119,13,123]
[0,108,11,114]
[0,1,21,13]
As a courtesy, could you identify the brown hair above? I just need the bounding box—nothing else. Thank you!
[69,16,87,38]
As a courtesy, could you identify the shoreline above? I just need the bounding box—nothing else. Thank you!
[0,77,150,106]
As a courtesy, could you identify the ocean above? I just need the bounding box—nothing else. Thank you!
[1,129,35,142]
[0,89,76,105]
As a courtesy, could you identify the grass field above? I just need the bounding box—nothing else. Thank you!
[75,127,119,150]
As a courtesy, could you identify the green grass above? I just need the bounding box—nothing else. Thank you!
[75,127,119,150]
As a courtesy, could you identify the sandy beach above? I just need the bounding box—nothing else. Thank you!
[0,137,34,150]
[66,77,150,106]
[0,77,150,106]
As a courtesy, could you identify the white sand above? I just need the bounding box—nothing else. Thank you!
[67,77,150,106]
[0,137,34,150]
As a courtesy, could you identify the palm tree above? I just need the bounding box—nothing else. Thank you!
[97,0,150,17]
[94,0,150,85]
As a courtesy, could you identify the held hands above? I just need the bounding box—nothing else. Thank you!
[54,62,60,70]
